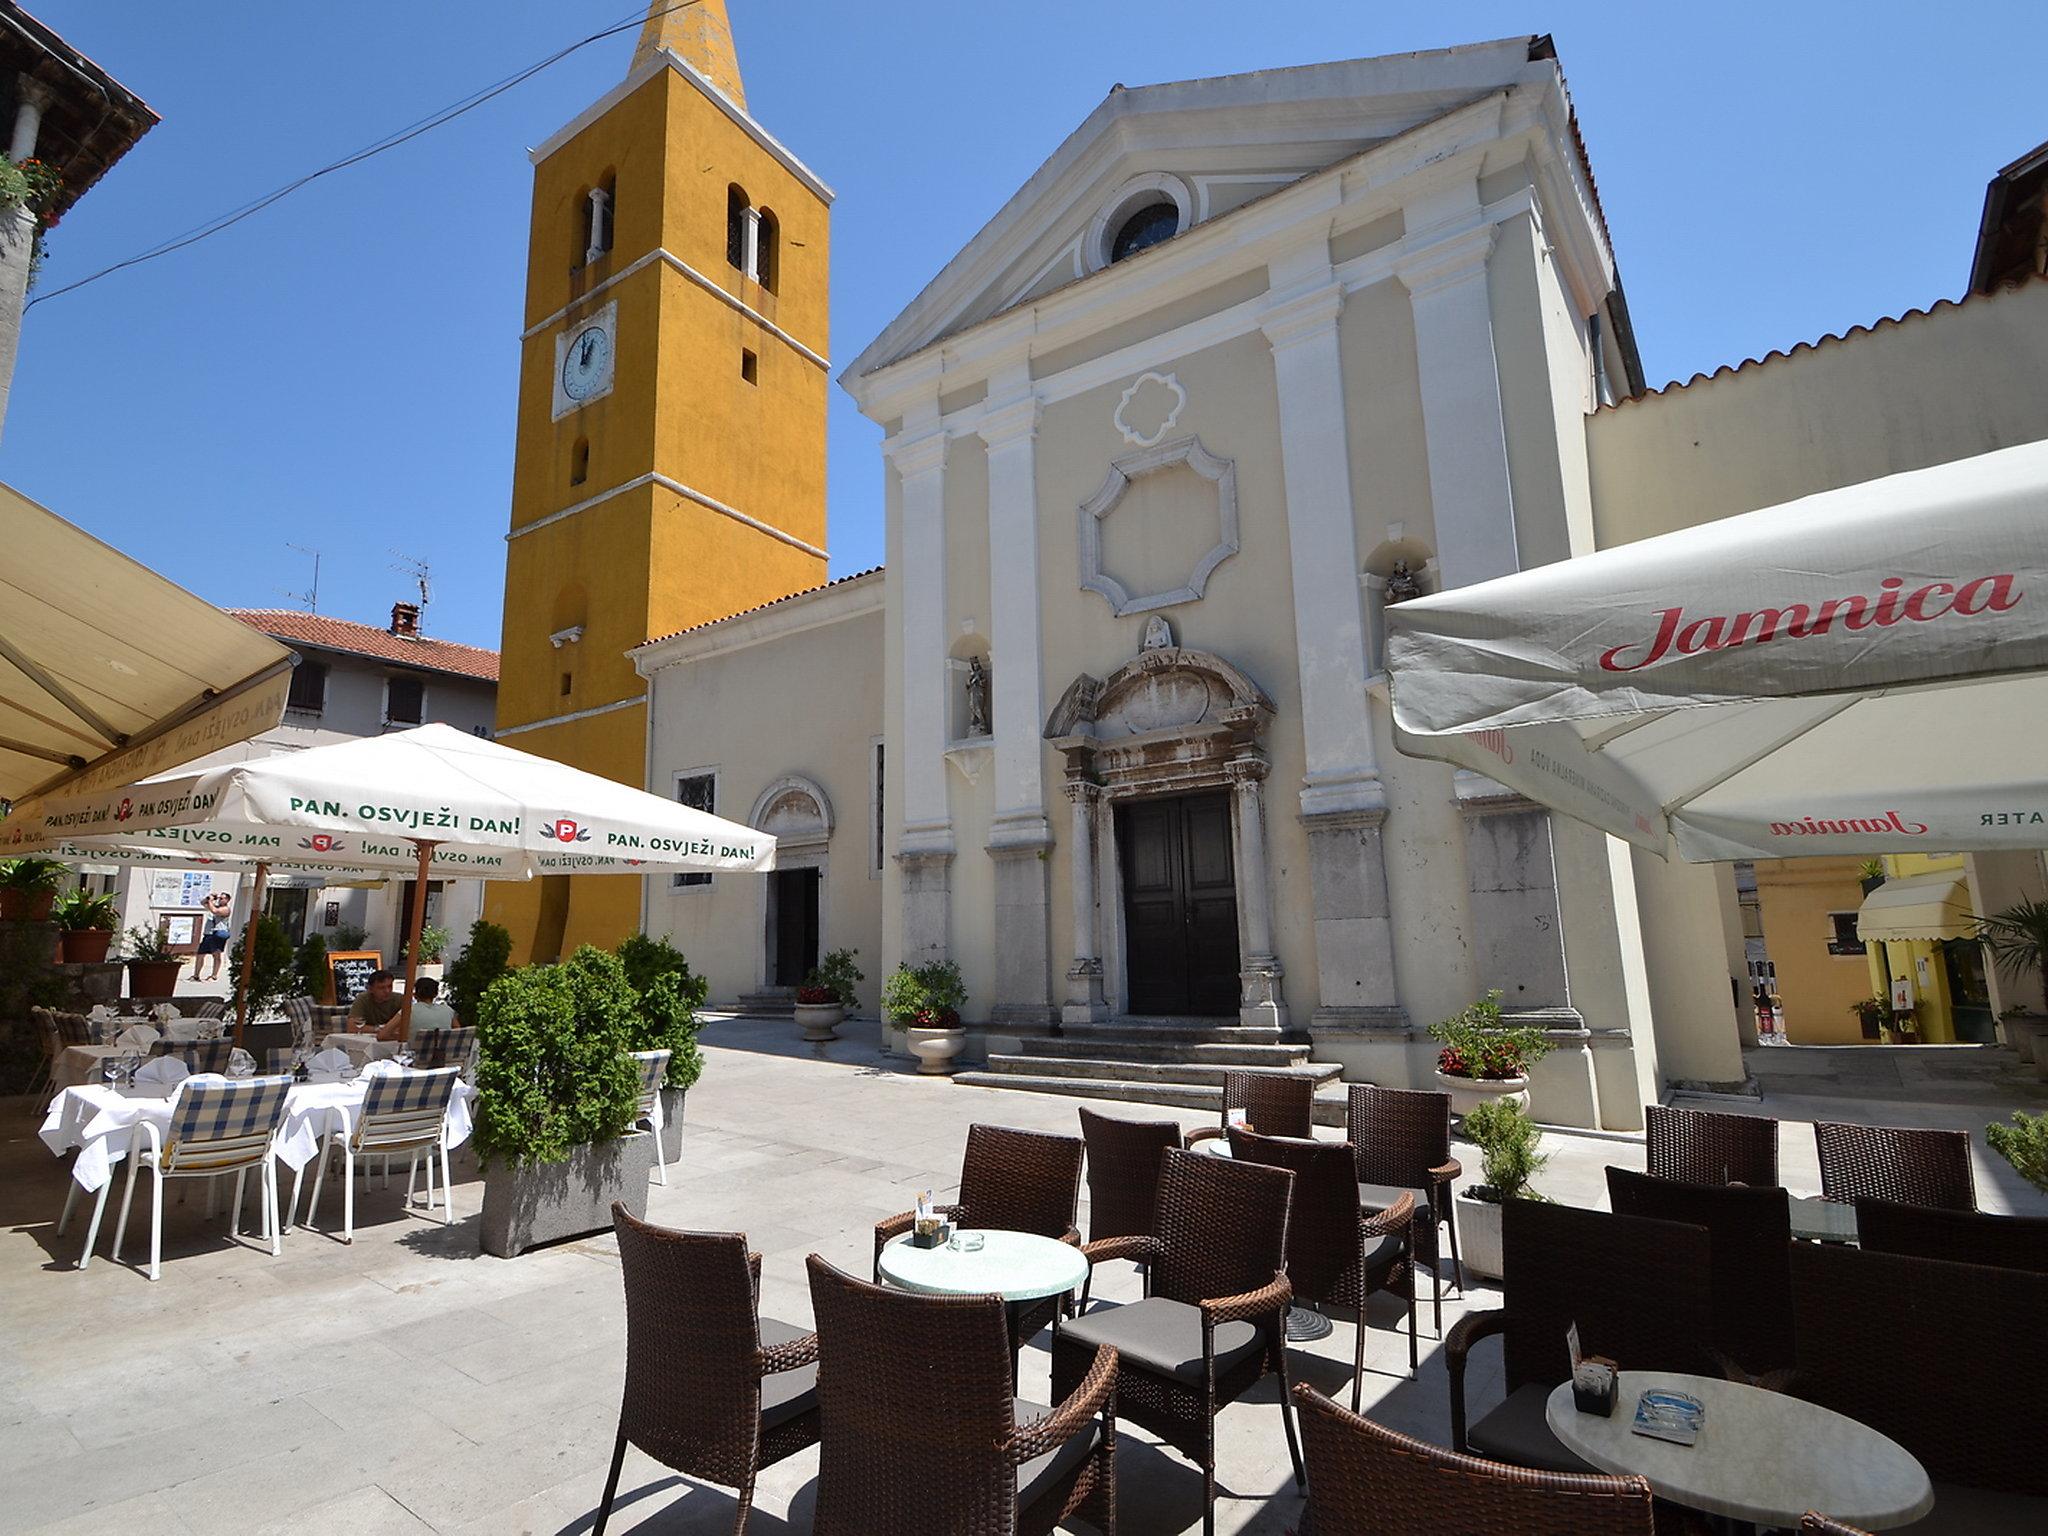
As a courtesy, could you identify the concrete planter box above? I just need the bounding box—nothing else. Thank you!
[657,1086,686,1162]
[480,1133,658,1258]
[1457,1193,1506,1280]
[796,1002,844,1042]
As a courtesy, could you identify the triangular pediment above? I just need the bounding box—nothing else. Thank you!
[844,37,1557,392]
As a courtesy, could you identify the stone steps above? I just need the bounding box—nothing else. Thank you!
[1006,1035,1316,1067]
[954,1067,1350,1125]
[979,1053,1340,1089]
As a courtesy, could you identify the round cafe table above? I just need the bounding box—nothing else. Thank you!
[1545,1371,1933,1531]
[879,1229,1089,1386]
[1788,1193,1860,1245]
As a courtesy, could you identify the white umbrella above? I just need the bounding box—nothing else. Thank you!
[3,724,778,1035]
[1384,439,2048,861]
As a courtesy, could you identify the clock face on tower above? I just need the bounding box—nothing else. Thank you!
[551,299,617,419]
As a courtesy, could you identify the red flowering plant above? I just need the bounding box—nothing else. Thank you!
[796,985,837,1006]
[1429,989,1555,1081]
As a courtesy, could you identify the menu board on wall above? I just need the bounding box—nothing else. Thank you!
[326,951,383,1007]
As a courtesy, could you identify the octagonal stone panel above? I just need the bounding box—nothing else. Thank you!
[1077,434,1238,617]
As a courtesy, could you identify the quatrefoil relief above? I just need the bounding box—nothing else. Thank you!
[1113,370,1186,447]
[1077,435,1239,617]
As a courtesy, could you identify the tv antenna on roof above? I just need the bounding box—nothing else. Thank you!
[280,544,321,613]
[391,552,432,621]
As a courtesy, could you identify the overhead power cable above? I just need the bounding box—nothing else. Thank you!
[28,2,698,310]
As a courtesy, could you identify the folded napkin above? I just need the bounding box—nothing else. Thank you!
[134,1055,189,1086]
[307,1048,353,1075]
[358,1058,403,1080]
[152,1003,181,1025]
[227,1048,256,1078]
[116,1024,159,1051]
[88,1004,116,1021]
[163,1019,204,1042]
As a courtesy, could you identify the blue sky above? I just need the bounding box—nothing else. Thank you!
[6,1,2043,650]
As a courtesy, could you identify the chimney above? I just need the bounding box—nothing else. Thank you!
[390,602,420,638]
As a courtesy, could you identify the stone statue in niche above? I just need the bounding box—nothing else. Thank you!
[1384,559,1424,605]
[966,655,990,737]
[1141,615,1175,651]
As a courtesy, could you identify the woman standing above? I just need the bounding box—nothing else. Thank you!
[192,889,234,982]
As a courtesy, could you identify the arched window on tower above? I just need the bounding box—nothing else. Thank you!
[726,183,753,273]
[581,172,615,267]
[756,207,779,292]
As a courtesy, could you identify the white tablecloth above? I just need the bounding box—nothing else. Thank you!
[54,1045,121,1093]
[321,1032,402,1063]
[40,1076,476,1192]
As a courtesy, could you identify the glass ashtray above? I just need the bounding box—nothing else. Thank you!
[947,1230,985,1252]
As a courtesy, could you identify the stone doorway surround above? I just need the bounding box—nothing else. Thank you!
[1044,636,1287,1031]
[747,775,832,1003]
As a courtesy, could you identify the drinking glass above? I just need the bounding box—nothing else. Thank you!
[102,1056,120,1089]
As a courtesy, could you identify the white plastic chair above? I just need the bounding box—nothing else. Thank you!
[303,1067,461,1241]
[111,1076,293,1281]
[630,1049,673,1185]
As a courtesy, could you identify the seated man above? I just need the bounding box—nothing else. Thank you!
[406,975,457,1033]
[346,970,406,1039]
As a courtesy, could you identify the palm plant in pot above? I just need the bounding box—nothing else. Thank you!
[121,923,183,1000]
[796,947,862,1040]
[53,888,119,964]
[0,857,66,921]
[1456,1096,1549,1280]
[474,945,651,1258]
[1429,989,1555,1115]
[1974,898,2048,1072]
[883,959,968,1074]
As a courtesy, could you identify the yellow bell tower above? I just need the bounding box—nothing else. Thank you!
[488,0,830,962]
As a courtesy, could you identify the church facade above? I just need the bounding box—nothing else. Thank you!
[635,35,1769,1128]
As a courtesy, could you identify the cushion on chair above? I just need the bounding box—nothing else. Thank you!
[1465,1383,1597,1474]
[1358,1182,1432,1215]
[1013,1396,1100,1512]
[757,1317,820,1431]
[1892,1484,2047,1534]
[1057,1295,1262,1384]
[1358,1230,1405,1273]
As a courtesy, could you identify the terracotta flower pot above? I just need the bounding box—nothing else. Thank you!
[126,959,183,1000]
[1433,1070,1530,1117]
[0,888,55,921]
[60,928,114,964]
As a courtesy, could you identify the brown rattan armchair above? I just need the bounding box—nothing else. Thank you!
[1184,1068,1315,1145]
[1057,1146,1303,1536]
[1790,1241,2048,1506]
[1079,1107,1183,1298]
[1854,1196,2048,1273]
[1293,1382,1656,1536]
[807,1254,1118,1536]
[1644,1101,1779,1187]
[1605,1165,1795,1377]
[1814,1120,1976,1210]
[1229,1124,1417,1401]
[1447,1200,1713,1472]
[1347,1083,1461,1332]
[597,1207,820,1536]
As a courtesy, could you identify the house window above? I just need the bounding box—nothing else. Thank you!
[286,660,328,714]
[1827,912,1867,957]
[559,671,572,698]
[570,437,590,486]
[726,184,751,271]
[756,207,779,291]
[1110,200,1179,264]
[674,770,717,887]
[740,348,757,384]
[871,739,885,876]
[385,675,425,726]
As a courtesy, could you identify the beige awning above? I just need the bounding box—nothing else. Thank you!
[0,481,294,806]
[1856,872,1975,943]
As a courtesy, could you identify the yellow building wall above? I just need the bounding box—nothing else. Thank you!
[1752,857,1872,1044]
[490,58,830,963]
[1862,853,1968,1044]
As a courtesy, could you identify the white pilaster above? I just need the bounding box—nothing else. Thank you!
[977,383,1049,847]
[1398,221,1519,589]
[886,422,952,858]
[1062,779,1108,1024]
[1261,268,1383,819]
[9,77,51,163]
[1229,760,1288,1030]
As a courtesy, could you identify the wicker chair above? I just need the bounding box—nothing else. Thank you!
[1799,1517,1871,1535]
[1293,1383,1656,1536]
[1814,1120,1976,1211]
[1448,1201,1713,1471]
[1605,1166,1795,1377]
[1854,1196,2048,1273]
[1184,1068,1315,1145]
[1079,1107,1183,1299]
[1791,1241,2048,1502]
[873,1123,1083,1355]
[807,1254,1118,1536]
[1645,1102,1779,1187]
[1347,1083,1461,1333]
[1229,1125,1417,1402]
[1057,1146,1302,1536]
[596,1209,820,1536]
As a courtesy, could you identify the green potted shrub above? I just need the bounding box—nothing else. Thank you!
[52,888,119,964]
[883,959,968,1074]
[445,918,512,1022]
[121,922,183,999]
[1975,897,2048,1073]
[295,932,330,1002]
[796,947,863,1041]
[1988,1109,2048,1196]
[475,945,652,1257]
[1857,857,1887,898]
[1456,1096,1550,1279]
[1429,989,1555,1116]
[616,932,709,1158]
[0,857,66,921]
[226,916,298,1023]
[406,921,451,979]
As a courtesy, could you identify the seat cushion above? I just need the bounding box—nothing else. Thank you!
[1013,1397,1100,1513]
[757,1317,819,1431]
[1892,1483,2047,1534]
[1466,1383,1597,1474]
[1358,1182,1432,1216]
[1059,1295,1264,1384]
[1359,1229,1404,1274]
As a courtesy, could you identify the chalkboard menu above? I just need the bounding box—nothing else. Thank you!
[326,950,383,1007]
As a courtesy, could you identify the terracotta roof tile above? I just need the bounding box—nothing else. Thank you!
[642,567,884,647]
[231,610,499,682]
